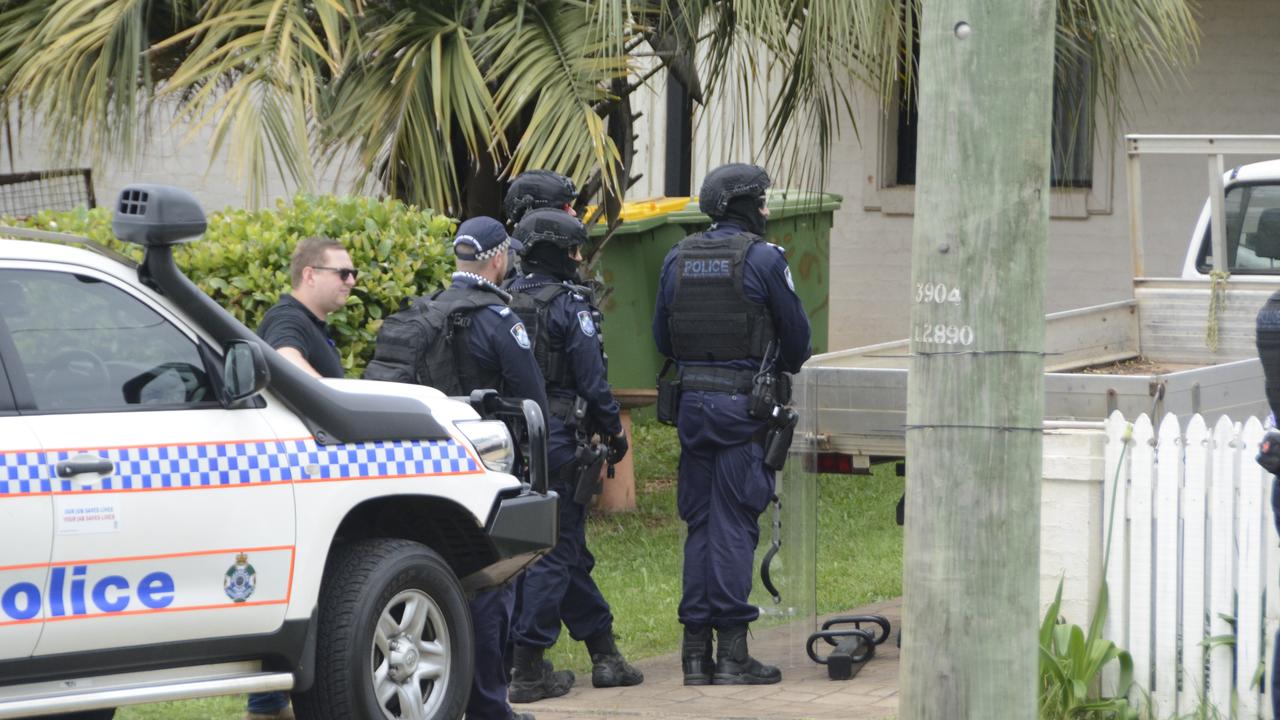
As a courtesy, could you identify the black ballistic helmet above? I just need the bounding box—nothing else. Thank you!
[514,207,587,252]
[698,163,771,218]
[504,170,578,224]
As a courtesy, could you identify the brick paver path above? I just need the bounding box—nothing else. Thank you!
[515,598,901,720]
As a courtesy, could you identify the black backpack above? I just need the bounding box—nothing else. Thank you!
[363,291,492,395]
[508,282,576,387]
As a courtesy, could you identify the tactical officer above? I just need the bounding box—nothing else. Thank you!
[502,170,579,283]
[506,208,641,703]
[652,163,811,686]
[504,169,579,225]
[430,216,549,720]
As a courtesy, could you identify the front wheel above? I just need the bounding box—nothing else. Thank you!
[293,539,473,720]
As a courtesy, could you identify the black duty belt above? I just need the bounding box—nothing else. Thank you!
[548,394,577,421]
[678,366,757,395]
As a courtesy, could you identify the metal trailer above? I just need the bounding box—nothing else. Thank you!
[796,135,1280,471]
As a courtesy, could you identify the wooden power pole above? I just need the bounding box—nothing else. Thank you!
[901,1,1055,718]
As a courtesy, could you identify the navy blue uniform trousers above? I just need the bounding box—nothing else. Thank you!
[511,463,613,648]
[467,583,516,720]
[676,390,776,628]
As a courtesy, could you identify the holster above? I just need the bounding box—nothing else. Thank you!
[749,372,792,420]
[656,359,680,426]
[763,408,799,471]
[572,443,607,504]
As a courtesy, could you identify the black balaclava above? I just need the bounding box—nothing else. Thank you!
[720,194,767,235]
[521,242,581,283]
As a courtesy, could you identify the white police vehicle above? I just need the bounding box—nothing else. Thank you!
[0,186,557,719]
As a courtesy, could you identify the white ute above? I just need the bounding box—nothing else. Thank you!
[0,185,558,720]
[796,135,1280,470]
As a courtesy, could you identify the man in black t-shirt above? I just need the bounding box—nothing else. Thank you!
[247,236,355,720]
[256,236,356,380]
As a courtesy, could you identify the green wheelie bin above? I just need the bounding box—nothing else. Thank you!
[588,191,841,396]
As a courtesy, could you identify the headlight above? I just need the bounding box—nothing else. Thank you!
[455,420,517,475]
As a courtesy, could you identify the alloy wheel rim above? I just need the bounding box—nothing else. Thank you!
[371,588,450,720]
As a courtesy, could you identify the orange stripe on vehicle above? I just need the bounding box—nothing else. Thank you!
[0,546,295,573]
[0,599,291,627]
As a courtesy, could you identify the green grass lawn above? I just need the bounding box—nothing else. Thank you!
[116,420,904,719]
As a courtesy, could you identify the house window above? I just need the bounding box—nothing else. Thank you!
[893,49,1093,188]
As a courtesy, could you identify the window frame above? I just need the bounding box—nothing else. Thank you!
[1193,181,1280,276]
[863,41,1113,220]
[0,261,226,416]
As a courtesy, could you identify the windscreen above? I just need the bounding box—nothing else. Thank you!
[1197,183,1280,274]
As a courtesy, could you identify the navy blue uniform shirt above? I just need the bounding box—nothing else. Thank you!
[450,273,549,418]
[511,273,622,468]
[652,222,812,373]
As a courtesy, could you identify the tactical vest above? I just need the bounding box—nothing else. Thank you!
[508,280,606,423]
[363,285,504,396]
[508,281,578,388]
[667,232,776,362]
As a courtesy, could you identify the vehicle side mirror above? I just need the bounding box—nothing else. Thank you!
[223,340,270,404]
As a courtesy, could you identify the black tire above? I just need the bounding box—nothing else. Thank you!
[292,539,473,720]
[45,711,115,720]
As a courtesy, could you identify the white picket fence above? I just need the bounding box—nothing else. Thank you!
[1103,411,1279,717]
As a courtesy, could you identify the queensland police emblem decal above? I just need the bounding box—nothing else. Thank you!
[223,552,257,603]
[577,310,596,337]
[510,322,531,349]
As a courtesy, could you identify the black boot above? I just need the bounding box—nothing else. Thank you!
[713,625,781,685]
[681,625,713,686]
[585,631,644,688]
[509,644,575,704]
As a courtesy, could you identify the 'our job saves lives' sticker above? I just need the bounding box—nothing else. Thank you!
[54,496,122,535]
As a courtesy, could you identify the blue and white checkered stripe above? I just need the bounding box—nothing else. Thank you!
[0,438,479,496]
[286,439,478,481]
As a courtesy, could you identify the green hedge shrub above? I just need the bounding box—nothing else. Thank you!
[6,195,457,376]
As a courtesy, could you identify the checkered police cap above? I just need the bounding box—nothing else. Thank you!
[454,216,521,261]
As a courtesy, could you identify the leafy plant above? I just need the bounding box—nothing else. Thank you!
[5,195,456,376]
[1039,425,1141,719]
[1039,579,1137,719]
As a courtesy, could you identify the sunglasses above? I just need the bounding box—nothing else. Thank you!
[312,266,359,282]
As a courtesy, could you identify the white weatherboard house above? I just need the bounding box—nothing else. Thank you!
[622,0,1280,350]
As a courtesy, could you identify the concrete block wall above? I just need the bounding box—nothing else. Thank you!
[1040,426,1107,627]
[3,108,365,214]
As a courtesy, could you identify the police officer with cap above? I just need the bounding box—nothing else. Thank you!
[505,208,642,703]
[652,163,811,685]
[438,216,549,720]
